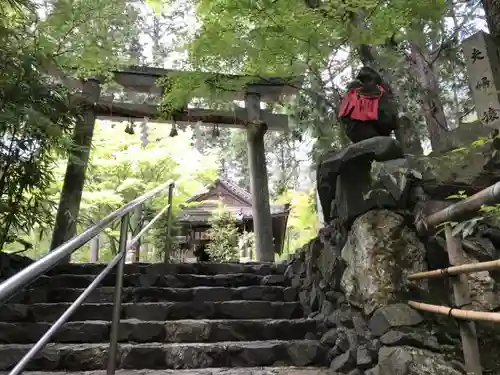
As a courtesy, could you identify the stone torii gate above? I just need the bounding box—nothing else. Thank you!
[48,65,302,262]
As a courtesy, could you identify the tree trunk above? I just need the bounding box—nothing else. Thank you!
[152,17,162,67]
[449,1,463,128]
[50,79,101,260]
[482,0,500,42]
[409,43,449,151]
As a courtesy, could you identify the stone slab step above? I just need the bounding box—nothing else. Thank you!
[10,286,295,304]
[48,263,288,276]
[0,319,318,344]
[33,273,286,289]
[0,367,332,375]
[0,301,303,322]
[0,340,327,371]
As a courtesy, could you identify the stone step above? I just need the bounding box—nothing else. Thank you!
[0,367,332,375]
[33,273,286,289]
[0,319,318,344]
[0,341,327,371]
[48,263,287,276]
[0,301,303,322]
[10,286,295,304]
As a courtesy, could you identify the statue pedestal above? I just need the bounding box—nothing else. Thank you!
[317,136,404,226]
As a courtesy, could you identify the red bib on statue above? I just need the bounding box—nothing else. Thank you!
[338,85,385,121]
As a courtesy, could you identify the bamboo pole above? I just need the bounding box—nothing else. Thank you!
[425,181,500,228]
[408,259,500,280]
[408,301,500,323]
[444,225,482,375]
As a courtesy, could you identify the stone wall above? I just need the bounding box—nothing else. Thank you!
[285,209,500,375]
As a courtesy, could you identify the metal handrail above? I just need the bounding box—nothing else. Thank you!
[0,180,175,375]
[0,180,174,304]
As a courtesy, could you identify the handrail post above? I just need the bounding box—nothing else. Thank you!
[164,182,175,264]
[107,213,129,375]
[445,224,482,375]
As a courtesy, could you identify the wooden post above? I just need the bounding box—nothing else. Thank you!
[130,206,142,263]
[164,182,175,264]
[245,92,274,262]
[131,117,150,263]
[129,196,144,263]
[445,225,483,375]
[50,78,101,261]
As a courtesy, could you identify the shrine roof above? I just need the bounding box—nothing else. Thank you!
[186,178,253,205]
[177,201,290,224]
[179,178,290,224]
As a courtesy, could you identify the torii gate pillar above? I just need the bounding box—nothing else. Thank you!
[245,92,275,262]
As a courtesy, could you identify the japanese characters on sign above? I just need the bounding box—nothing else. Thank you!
[481,107,499,124]
[475,77,491,91]
[462,31,500,127]
[471,47,485,63]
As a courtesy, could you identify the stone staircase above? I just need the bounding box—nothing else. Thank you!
[0,262,329,374]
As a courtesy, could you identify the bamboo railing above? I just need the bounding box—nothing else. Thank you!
[409,181,500,375]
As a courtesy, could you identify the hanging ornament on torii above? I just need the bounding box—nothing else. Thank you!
[140,116,149,147]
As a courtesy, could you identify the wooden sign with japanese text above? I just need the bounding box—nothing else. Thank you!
[462,31,500,128]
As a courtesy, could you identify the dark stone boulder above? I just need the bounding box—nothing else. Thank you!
[356,344,375,369]
[462,236,497,262]
[379,328,440,352]
[406,138,500,199]
[330,350,356,373]
[341,212,428,315]
[373,346,464,375]
[368,304,424,337]
[0,252,33,282]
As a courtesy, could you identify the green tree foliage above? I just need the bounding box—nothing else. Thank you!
[276,188,319,257]
[4,0,485,261]
[0,1,81,250]
[36,0,143,77]
[3,123,219,260]
[73,123,218,262]
[152,0,480,153]
[205,206,240,262]
[0,0,163,254]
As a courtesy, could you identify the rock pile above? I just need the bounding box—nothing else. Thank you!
[315,133,500,320]
[312,136,500,374]
[285,209,468,374]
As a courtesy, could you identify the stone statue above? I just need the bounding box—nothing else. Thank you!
[338,66,399,143]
